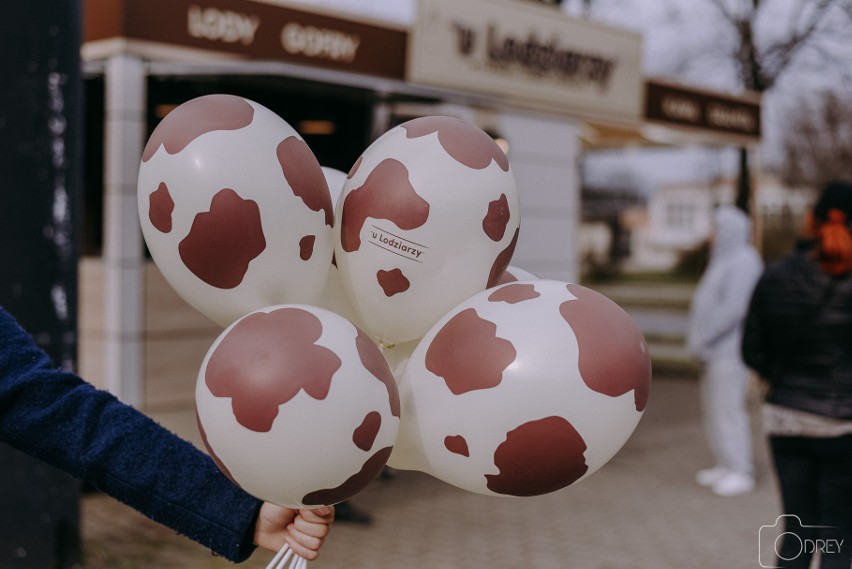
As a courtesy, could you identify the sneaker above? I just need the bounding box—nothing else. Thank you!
[695,466,729,487]
[712,471,755,497]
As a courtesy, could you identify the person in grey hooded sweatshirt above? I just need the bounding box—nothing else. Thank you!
[686,205,764,497]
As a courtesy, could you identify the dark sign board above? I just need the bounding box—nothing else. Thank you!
[645,79,761,141]
[84,0,407,79]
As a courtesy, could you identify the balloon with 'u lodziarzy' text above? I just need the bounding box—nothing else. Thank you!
[334,115,520,345]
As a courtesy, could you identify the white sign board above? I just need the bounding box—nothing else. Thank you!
[408,0,644,123]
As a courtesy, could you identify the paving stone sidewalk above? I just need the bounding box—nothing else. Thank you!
[80,374,784,569]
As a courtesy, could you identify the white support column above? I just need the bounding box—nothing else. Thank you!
[369,98,392,142]
[102,54,146,407]
[495,110,581,282]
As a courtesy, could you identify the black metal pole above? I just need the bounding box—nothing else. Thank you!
[736,146,751,214]
[0,2,83,567]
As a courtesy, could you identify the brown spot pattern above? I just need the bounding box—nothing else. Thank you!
[355,329,400,417]
[486,227,520,288]
[302,447,393,506]
[179,189,266,289]
[277,137,333,226]
[141,94,254,162]
[560,284,651,412]
[299,235,316,261]
[425,308,516,395]
[401,116,510,172]
[485,416,588,497]
[353,412,381,452]
[444,435,470,457]
[205,308,342,432]
[149,182,174,233]
[483,194,511,242]
[488,283,540,304]
[340,159,429,252]
[377,268,410,297]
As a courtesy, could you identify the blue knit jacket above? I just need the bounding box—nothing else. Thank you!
[0,307,262,562]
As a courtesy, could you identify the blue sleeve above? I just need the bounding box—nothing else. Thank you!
[0,307,262,563]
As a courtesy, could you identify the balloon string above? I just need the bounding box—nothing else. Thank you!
[265,543,304,569]
[265,544,285,569]
[276,548,295,569]
[265,544,289,569]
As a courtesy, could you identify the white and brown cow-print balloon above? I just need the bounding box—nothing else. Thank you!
[138,98,650,513]
[138,94,335,328]
[195,304,401,509]
[334,116,520,345]
[390,279,651,498]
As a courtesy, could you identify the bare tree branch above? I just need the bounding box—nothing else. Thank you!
[780,89,852,188]
[759,0,836,83]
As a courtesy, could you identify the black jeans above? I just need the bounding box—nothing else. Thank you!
[770,435,852,569]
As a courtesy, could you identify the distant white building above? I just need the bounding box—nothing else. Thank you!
[757,174,814,222]
[621,173,813,272]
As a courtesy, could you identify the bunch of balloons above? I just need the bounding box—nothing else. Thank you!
[137,94,652,566]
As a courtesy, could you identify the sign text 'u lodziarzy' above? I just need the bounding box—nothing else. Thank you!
[451,22,616,90]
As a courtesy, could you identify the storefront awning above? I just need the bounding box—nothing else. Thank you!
[582,78,761,150]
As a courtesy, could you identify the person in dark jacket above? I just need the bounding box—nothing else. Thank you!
[742,180,852,569]
[0,306,334,563]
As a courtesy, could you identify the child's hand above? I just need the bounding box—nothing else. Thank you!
[254,503,335,560]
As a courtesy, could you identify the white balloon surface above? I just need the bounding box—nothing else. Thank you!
[390,279,651,497]
[334,116,520,344]
[317,166,362,327]
[138,94,334,327]
[195,304,400,508]
[491,264,538,287]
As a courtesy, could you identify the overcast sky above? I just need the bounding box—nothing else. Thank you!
[586,0,852,167]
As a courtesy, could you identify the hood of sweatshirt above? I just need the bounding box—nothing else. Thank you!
[709,205,752,263]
